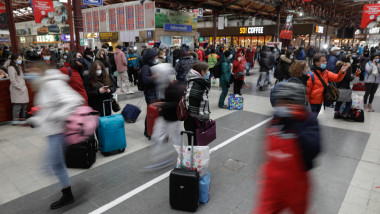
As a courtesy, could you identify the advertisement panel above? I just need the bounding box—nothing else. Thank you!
[109,7,117,31]
[361,4,380,28]
[100,32,118,42]
[92,10,99,32]
[117,7,126,31]
[135,4,144,29]
[155,8,197,30]
[125,5,135,30]
[32,0,68,24]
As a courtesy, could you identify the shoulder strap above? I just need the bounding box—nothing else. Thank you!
[308,71,314,83]
[65,66,72,78]
[312,70,334,98]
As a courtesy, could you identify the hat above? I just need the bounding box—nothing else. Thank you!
[331,47,341,52]
[224,50,231,58]
[270,82,306,107]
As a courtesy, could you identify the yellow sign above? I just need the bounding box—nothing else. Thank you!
[100,32,118,42]
[315,26,324,34]
[85,33,99,39]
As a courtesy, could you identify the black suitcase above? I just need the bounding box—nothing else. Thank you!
[169,131,199,212]
[65,135,97,169]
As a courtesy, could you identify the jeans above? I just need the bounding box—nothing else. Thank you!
[219,82,229,107]
[335,101,352,115]
[47,134,71,188]
[246,62,252,74]
[12,103,27,120]
[310,104,322,114]
[258,72,267,87]
[117,71,130,92]
[364,83,379,104]
[144,94,158,135]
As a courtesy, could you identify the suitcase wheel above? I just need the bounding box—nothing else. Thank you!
[120,148,125,152]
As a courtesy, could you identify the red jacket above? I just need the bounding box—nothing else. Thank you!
[60,63,88,105]
[196,50,204,61]
[245,49,255,62]
[232,60,245,80]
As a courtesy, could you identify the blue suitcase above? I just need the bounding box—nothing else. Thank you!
[98,101,127,154]
[121,104,142,123]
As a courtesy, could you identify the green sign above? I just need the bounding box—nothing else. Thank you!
[155,8,197,30]
[80,39,84,46]
[199,37,204,42]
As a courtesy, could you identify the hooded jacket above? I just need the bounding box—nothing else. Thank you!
[259,51,271,73]
[277,55,293,81]
[220,56,232,85]
[245,49,255,62]
[186,69,210,121]
[28,69,84,136]
[141,49,158,96]
[114,48,128,72]
[306,65,345,104]
[175,55,195,83]
[60,62,88,105]
[233,53,245,81]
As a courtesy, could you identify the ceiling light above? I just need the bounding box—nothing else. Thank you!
[299,12,303,16]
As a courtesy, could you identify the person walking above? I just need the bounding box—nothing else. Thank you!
[258,51,271,91]
[219,50,233,109]
[8,54,29,124]
[245,46,255,76]
[184,61,211,145]
[307,54,349,114]
[364,53,380,112]
[25,60,84,210]
[307,45,316,66]
[114,45,133,94]
[232,53,245,95]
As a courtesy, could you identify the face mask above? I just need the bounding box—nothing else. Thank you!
[16,60,22,65]
[376,59,380,63]
[350,59,353,64]
[63,55,67,59]
[77,58,85,64]
[204,71,210,80]
[274,107,292,118]
[153,59,159,65]
[24,73,41,81]
[163,56,167,60]
[290,56,294,59]
[228,55,233,59]
[96,70,102,76]
[320,64,327,69]
[43,56,50,61]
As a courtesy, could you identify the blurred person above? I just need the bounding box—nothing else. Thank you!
[173,46,181,66]
[168,47,174,65]
[84,60,116,116]
[25,60,84,210]
[334,59,354,119]
[141,48,159,138]
[275,50,294,82]
[295,47,305,60]
[115,45,133,94]
[219,50,233,109]
[60,51,88,105]
[327,47,341,74]
[2,46,10,59]
[307,45,316,66]
[83,48,94,71]
[258,51,271,91]
[0,66,8,78]
[195,47,204,61]
[199,46,206,62]
[175,50,195,84]
[108,46,117,74]
[360,50,371,81]
[150,62,175,100]
[245,46,255,76]
[49,45,58,64]
[42,48,52,64]
[126,47,140,86]
[207,49,219,71]
[184,61,211,145]
[232,52,245,95]
[307,54,349,114]
[59,52,68,67]
[157,50,166,64]
[364,53,380,112]
[8,54,29,124]
[254,82,321,214]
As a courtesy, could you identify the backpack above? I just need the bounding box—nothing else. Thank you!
[211,59,222,78]
[349,108,364,122]
[137,67,145,91]
[177,92,189,121]
[65,106,99,145]
[274,62,282,79]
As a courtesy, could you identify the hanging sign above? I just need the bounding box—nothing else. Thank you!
[109,7,117,31]
[100,32,118,42]
[147,30,153,38]
[83,0,103,6]
[361,4,380,28]
[240,27,264,34]
[32,0,68,24]
[0,2,7,31]
[164,24,192,32]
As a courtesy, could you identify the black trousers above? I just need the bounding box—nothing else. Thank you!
[234,79,243,95]
[364,83,379,104]
[184,116,199,146]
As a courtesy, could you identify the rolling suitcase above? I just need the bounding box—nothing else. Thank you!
[121,99,143,123]
[147,102,163,137]
[169,131,199,212]
[65,135,97,169]
[98,100,127,155]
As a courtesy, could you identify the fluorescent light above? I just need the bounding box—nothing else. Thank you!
[59,0,68,3]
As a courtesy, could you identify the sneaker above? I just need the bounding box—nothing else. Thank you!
[259,86,265,91]
[368,104,375,112]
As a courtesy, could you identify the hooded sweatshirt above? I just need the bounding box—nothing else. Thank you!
[186,69,210,121]
[114,48,128,73]
[28,69,84,136]
[141,49,158,96]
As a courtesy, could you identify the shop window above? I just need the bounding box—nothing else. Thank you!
[245,36,251,47]
[265,35,272,43]
[233,37,238,46]
[239,36,245,47]
[252,36,258,47]
[258,36,264,46]
[226,37,231,47]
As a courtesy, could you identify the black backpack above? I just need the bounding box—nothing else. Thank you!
[211,61,222,78]
[274,62,281,80]
[137,65,149,91]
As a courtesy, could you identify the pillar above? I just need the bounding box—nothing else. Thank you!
[68,0,75,51]
[309,34,312,47]
[212,11,217,49]
[276,5,281,42]
[73,0,84,53]
[5,0,19,54]
[324,22,329,44]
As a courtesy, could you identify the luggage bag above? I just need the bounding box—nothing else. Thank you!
[121,99,143,123]
[169,131,199,212]
[147,102,163,137]
[65,135,97,169]
[353,82,365,91]
[98,100,127,155]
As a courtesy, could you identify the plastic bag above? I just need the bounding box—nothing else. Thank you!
[352,94,363,109]
[199,171,211,204]
[211,77,220,87]
[174,145,210,178]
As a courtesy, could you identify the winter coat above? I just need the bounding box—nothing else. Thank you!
[60,63,88,105]
[161,83,183,121]
[114,48,128,72]
[307,48,316,58]
[141,49,157,96]
[326,54,340,74]
[245,49,255,62]
[8,65,29,104]
[28,69,84,136]
[83,75,117,116]
[306,66,345,104]
[277,55,293,81]
[296,49,305,60]
[126,53,139,68]
[175,56,195,83]
[259,54,271,73]
[220,56,232,85]
[108,53,117,73]
[360,56,370,72]
[365,62,380,84]
[232,59,245,81]
[185,69,210,121]
[337,66,354,89]
[195,50,204,61]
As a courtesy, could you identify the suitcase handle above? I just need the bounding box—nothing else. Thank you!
[102,99,112,116]
[179,131,195,170]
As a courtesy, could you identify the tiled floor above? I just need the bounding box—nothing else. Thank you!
[1,64,380,214]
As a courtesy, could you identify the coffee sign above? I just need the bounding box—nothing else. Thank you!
[240,27,264,34]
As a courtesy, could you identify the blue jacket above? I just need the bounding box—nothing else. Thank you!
[126,53,139,68]
[141,49,157,96]
[326,54,339,74]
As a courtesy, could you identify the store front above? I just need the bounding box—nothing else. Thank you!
[99,32,119,50]
[367,27,380,48]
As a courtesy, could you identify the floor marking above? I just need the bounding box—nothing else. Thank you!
[89,117,272,214]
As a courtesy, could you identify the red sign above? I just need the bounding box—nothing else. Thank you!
[280,30,293,40]
[0,2,6,13]
[361,4,380,28]
[117,7,126,31]
[109,8,117,31]
[33,0,55,23]
[93,10,99,32]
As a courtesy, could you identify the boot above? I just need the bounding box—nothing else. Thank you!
[364,104,369,111]
[368,104,375,112]
[50,186,74,210]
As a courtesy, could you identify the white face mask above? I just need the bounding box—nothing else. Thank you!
[96,70,102,76]
[350,59,353,64]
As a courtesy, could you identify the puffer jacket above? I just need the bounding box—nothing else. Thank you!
[306,66,345,104]
[141,49,158,96]
[186,69,210,121]
[259,52,271,73]
[220,56,232,85]
[233,59,245,81]
[28,69,84,136]
[364,62,380,84]
[114,48,128,72]
[277,55,293,81]
[175,56,195,83]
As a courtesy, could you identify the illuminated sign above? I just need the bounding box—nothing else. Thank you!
[85,33,99,38]
[37,35,55,42]
[20,37,26,43]
[369,27,380,34]
[316,26,324,34]
[240,27,264,34]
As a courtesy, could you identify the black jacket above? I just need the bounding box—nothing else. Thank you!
[141,49,157,96]
[108,53,117,73]
[259,55,271,73]
[277,55,293,81]
[337,67,354,89]
[161,83,183,121]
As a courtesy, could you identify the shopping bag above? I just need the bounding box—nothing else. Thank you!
[337,89,352,102]
[174,145,210,178]
[199,171,211,204]
[352,94,363,109]
[211,77,220,87]
[228,94,244,110]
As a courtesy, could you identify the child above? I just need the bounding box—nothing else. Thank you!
[254,82,321,214]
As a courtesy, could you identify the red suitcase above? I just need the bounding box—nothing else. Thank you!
[147,102,163,137]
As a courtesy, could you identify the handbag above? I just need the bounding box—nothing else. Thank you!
[236,72,245,79]
[312,70,339,103]
[337,89,352,102]
[111,98,121,112]
[177,94,189,121]
[195,119,216,146]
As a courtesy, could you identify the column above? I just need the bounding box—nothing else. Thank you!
[5,0,19,54]
[68,0,75,51]
[212,11,217,49]
[324,22,329,44]
[73,0,84,53]
[276,5,281,42]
